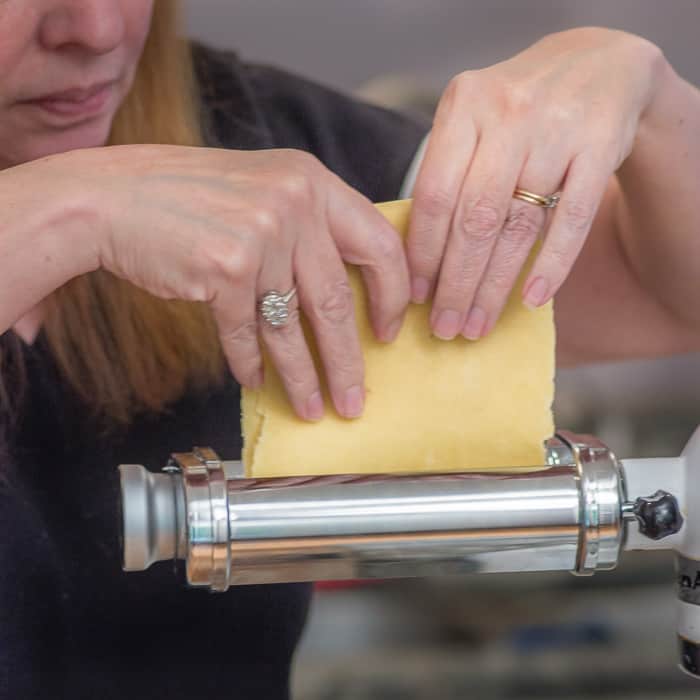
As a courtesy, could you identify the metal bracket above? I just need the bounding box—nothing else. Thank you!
[169,447,231,592]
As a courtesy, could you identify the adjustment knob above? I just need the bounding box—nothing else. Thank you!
[627,490,684,541]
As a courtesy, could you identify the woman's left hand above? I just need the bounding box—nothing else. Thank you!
[406,27,664,340]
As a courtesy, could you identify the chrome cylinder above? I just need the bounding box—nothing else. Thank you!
[119,433,625,592]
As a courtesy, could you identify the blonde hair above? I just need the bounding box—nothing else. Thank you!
[31,0,225,427]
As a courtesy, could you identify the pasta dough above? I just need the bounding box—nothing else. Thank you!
[242,199,554,476]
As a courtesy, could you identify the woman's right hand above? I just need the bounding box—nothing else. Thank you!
[70,144,409,421]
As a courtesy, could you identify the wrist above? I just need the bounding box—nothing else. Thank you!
[29,149,105,279]
[637,45,679,130]
[604,29,666,120]
[0,153,103,334]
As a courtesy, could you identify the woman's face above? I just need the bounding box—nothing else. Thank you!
[0,0,154,169]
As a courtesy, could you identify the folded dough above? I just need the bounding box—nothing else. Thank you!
[242,199,554,476]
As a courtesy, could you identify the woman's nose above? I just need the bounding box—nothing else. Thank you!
[39,0,126,55]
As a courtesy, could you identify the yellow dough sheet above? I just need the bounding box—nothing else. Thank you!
[242,199,555,477]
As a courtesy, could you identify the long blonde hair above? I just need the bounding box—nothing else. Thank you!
[11,0,225,429]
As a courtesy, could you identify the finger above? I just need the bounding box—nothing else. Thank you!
[325,175,410,342]
[430,134,526,340]
[522,153,611,308]
[463,201,546,338]
[296,234,366,420]
[207,247,265,391]
[406,97,478,304]
[463,150,564,339]
[258,240,325,422]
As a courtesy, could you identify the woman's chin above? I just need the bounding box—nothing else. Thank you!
[3,118,114,166]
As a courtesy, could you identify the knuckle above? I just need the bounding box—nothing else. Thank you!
[279,368,310,394]
[487,275,514,299]
[408,231,441,269]
[283,371,309,392]
[436,75,462,116]
[373,228,403,260]
[414,186,453,220]
[283,148,322,176]
[277,170,314,207]
[182,283,211,303]
[563,199,592,237]
[312,280,355,326]
[439,71,477,108]
[438,258,480,303]
[503,82,536,119]
[408,240,442,274]
[546,101,580,127]
[501,206,544,244]
[459,199,502,243]
[220,319,258,349]
[200,236,257,281]
[248,206,280,240]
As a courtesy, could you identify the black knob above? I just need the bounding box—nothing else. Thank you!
[633,490,684,541]
[679,637,700,678]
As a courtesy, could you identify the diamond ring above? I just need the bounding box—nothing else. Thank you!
[259,287,297,328]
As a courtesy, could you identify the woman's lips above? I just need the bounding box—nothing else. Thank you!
[22,81,115,120]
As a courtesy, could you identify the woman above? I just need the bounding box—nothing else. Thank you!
[1,1,698,698]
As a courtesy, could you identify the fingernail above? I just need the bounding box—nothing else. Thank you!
[462,307,487,340]
[306,391,324,421]
[382,317,403,343]
[432,309,462,340]
[343,385,364,418]
[411,276,430,304]
[523,276,549,309]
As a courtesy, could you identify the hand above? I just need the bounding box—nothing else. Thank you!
[72,144,409,420]
[407,27,663,340]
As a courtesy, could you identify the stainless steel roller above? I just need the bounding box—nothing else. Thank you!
[119,428,700,678]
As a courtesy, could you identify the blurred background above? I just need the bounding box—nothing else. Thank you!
[184,2,700,698]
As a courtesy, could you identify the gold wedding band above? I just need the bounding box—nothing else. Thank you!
[513,187,561,209]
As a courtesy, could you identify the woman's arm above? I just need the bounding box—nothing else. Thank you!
[0,144,411,420]
[555,177,700,366]
[556,53,700,365]
[0,154,100,336]
[403,27,700,358]
[614,58,700,327]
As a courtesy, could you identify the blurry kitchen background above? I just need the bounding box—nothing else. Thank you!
[184,2,700,698]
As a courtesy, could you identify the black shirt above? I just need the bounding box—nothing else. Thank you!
[0,44,429,699]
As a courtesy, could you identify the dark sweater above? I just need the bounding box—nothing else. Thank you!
[0,45,428,699]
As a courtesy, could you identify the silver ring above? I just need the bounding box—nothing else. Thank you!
[259,287,297,328]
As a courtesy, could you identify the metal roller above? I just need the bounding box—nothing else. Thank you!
[119,428,699,677]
